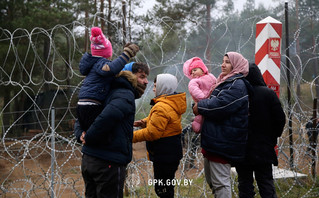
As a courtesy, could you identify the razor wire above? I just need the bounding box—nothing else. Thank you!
[0,11,319,197]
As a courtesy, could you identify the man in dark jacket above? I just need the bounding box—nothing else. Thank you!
[235,63,286,198]
[74,62,149,198]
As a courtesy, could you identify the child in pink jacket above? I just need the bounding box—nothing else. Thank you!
[183,57,217,133]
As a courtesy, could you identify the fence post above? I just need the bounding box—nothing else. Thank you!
[284,1,294,169]
[51,107,55,198]
[311,98,317,178]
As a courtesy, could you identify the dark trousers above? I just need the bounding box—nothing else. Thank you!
[81,154,126,198]
[235,163,277,198]
[77,104,103,132]
[153,161,180,198]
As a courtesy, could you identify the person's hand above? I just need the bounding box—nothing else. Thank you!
[193,102,199,116]
[134,120,146,128]
[80,131,86,145]
[123,43,139,58]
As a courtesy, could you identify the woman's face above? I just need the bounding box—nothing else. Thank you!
[221,56,233,76]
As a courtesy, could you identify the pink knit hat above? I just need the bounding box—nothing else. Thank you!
[90,27,113,59]
[183,57,208,79]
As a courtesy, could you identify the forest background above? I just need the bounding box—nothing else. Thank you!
[1,0,318,136]
[0,0,319,197]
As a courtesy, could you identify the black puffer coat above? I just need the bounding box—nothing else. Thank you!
[198,74,250,162]
[74,71,139,165]
[244,63,286,166]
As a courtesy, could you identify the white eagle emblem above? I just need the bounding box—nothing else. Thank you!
[271,39,279,51]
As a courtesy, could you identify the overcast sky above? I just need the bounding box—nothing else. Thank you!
[139,0,285,13]
[233,0,281,11]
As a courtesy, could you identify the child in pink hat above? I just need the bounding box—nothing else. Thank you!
[183,57,217,133]
[77,27,140,133]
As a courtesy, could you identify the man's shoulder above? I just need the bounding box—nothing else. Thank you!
[255,86,277,98]
[108,85,135,101]
[111,86,134,95]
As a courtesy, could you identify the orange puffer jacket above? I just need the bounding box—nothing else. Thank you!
[133,92,187,143]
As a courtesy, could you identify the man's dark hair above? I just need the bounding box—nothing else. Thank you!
[132,62,150,75]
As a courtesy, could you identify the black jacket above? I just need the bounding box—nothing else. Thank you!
[146,134,183,163]
[244,63,286,166]
[198,74,250,162]
[74,71,139,165]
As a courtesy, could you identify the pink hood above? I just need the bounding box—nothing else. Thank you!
[183,57,208,79]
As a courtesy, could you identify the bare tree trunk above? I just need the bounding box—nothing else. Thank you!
[0,96,3,138]
[310,0,319,98]
[107,0,112,41]
[66,35,71,87]
[122,1,127,44]
[94,0,98,26]
[314,59,319,99]
[2,89,11,138]
[14,93,25,136]
[43,38,51,92]
[84,0,89,52]
[205,3,212,64]
[128,0,132,42]
[295,0,301,101]
[100,0,105,31]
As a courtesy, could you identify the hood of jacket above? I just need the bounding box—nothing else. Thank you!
[183,57,208,79]
[79,52,103,75]
[155,73,178,97]
[152,92,187,115]
[111,70,139,98]
[245,63,267,86]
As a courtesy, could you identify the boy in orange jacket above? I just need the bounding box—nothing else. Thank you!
[133,73,186,198]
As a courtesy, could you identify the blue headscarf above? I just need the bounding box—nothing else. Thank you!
[122,62,135,71]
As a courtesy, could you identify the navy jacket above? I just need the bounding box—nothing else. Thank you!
[74,71,138,165]
[198,74,250,162]
[78,52,129,102]
[244,63,286,166]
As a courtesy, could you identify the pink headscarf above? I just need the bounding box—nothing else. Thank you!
[212,52,249,91]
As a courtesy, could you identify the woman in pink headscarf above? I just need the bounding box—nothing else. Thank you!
[193,52,251,198]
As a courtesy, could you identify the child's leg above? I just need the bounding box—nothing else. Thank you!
[153,161,180,198]
[77,102,103,131]
[192,115,203,133]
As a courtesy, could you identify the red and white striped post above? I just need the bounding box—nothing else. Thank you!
[255,16,283,156]
[255,16,282,98]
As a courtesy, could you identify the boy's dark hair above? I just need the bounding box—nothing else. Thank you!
[132,62,150,75]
